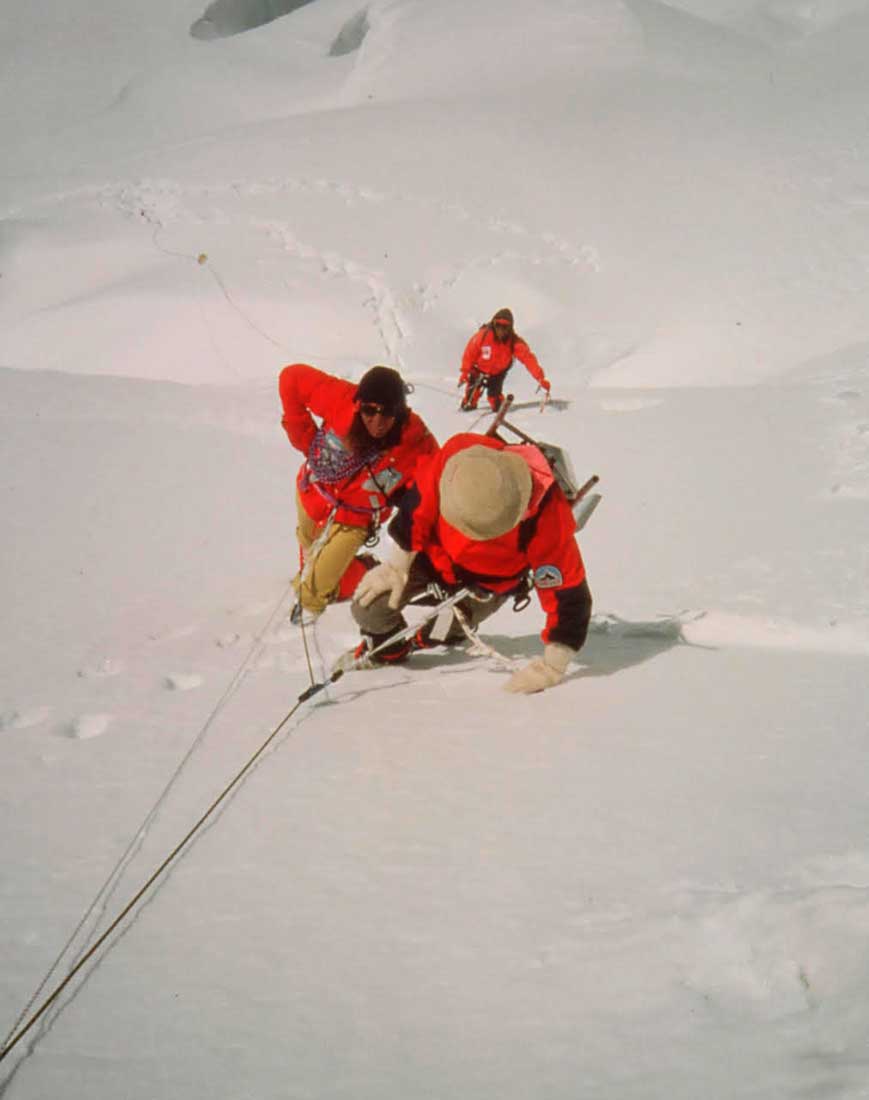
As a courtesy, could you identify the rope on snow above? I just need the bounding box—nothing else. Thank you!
[0,577,296,1067]
[0,676,312,1069]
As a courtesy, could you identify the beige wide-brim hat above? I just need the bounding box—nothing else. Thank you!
[439,445,533,541]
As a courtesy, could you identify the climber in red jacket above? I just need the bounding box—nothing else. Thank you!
[459,308,551,411]
[351,432,592,693]
[279,363,438,618]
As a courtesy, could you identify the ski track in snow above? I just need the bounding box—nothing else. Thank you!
[4,177,601,371]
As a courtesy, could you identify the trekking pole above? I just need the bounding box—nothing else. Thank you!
[572,474,600,502]
[488,408,536,446]
[485,394,515,437]
[571,476,602,530]
[299,587,473,702]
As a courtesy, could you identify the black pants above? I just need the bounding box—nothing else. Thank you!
[351,553,508,644]
[462,369,507,410]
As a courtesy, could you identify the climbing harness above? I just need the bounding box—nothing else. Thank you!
[301,428,387,522]
[303,586,476,697]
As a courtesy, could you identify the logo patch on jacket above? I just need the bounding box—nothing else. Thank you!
[363,467,402,495]
[533,564,563,589]
[481,345,492,360]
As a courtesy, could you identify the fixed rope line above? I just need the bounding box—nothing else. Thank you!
[0,690,309,1068]
[298,612,317,687]
[1,578,295,1055]
[145,220,343,366]
[452,602,516,670]
[293,508,341,689]
[0,585,507,1071]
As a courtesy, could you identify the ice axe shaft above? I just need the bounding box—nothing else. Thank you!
[298,587,474,701]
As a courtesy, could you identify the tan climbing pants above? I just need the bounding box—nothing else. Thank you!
[294,493,370,613]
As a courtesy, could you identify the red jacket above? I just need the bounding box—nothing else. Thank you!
[460,326,546,386]
[391,433,588,648]
[279,363,438,529]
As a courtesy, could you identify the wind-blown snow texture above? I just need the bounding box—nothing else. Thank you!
[2,1,869,1097]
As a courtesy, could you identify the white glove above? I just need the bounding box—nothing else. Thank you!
[354,549,416,610]
[504,643,573,694]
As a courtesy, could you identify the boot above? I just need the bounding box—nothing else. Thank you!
[461,385,482,411]
[354,631,412,666]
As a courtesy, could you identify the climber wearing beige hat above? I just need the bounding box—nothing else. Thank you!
[439,444,533,540]
[352,432,592,693]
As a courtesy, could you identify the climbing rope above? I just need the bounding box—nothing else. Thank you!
[0,680,312,1069]
[452,602,518,670]
[292,508,341,688]
[1,577,295,1064]
[0,580,521,1073]
[298,612,317,688]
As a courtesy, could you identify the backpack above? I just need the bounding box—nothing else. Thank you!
[485,396,601,530]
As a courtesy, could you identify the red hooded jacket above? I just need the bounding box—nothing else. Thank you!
[279,363,438,529]
[390,433,588,648]
[460,326,546,386]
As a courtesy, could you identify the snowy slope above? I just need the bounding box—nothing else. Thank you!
[3,1,869,1097]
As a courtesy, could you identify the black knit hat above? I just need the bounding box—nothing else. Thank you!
[355,365,407,415]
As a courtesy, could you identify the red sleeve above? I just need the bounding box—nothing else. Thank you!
[526,491,587,647]
[278,363,355,453]
[513,339,545,385]
[460,330,485,382]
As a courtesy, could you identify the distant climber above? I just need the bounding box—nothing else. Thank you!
[458,308,551,411]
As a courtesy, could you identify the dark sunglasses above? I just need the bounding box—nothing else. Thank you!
[359,402,396,418]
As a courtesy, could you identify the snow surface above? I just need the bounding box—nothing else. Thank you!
[2,0,869,1096]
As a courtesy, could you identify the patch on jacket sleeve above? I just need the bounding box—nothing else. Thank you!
[533,564,563,589]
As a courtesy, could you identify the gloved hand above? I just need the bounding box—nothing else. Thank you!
[354,549,416,609]
[540,378,551,393]
[504,642,573,694]
[457,376,467,388]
